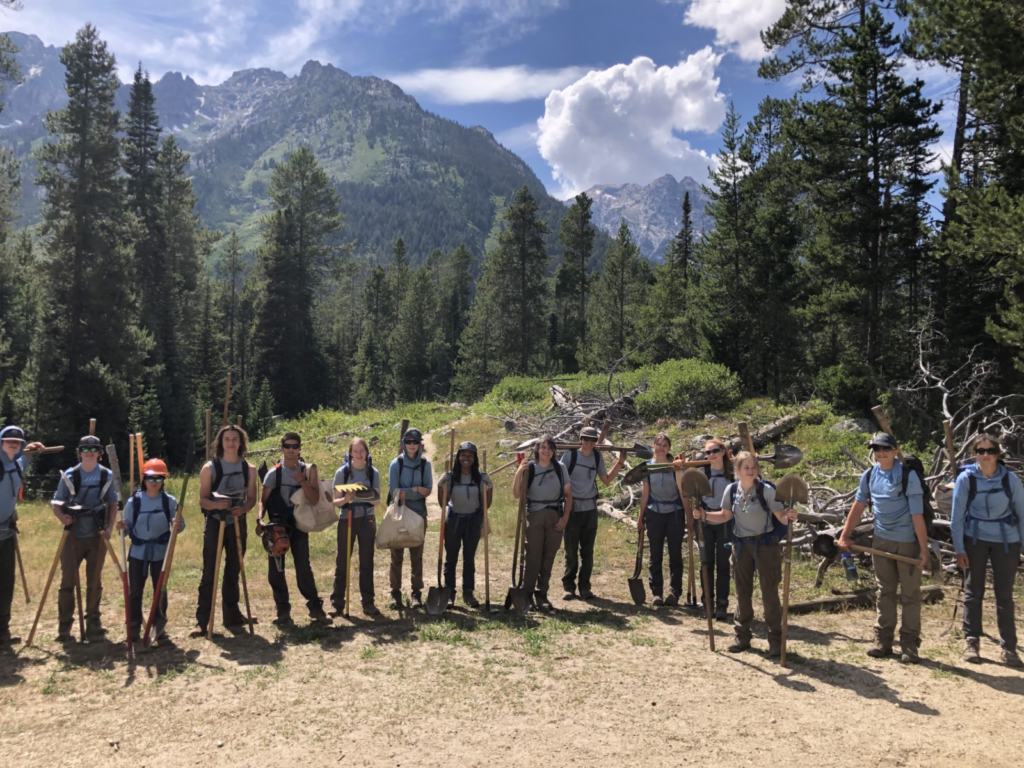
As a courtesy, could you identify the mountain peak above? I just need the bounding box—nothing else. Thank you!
[223,67,288,88]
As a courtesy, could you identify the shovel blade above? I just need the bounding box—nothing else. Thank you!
[506,587,529,615]
[631,442,655,460]
[769,444,803,469]
[623,462,651,485]
[425,586,450,616]
[628,577,646,606]
[680,468,713,499]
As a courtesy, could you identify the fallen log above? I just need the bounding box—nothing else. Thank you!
[725,413,802,453]
[788,585,944,615]
[598,501,637,530]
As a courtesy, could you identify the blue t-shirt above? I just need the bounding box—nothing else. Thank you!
[0,454,29,540]
[123,491,182,562]
[388,452,433,518]
[52,464,119,508]
[950,464,1024,553]
[855,462,923,543]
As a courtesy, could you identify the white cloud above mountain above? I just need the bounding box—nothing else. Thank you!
[663,0,787,62]
[391,64,587,104]
[536,49,726,196]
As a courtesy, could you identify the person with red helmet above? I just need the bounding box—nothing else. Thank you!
[116,458,184,641]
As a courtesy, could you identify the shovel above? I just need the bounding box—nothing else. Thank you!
[505,474,530,614]
[775,473,809,668]
[812,533,922,566]
[674,444,804,471]
[627,523,646,605]
[680,469,716,649]
[426,432,456,615]
[517,438,654,460]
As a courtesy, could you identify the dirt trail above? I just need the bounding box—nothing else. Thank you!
[420,419,463,522]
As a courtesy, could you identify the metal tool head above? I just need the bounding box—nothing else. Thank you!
[505,586,529,615]
[812,532,839,559]
[774,473,810,506]
[762,444,803,469]
[425,585,450,616]
[629,442,654,460]
[515,437,540,451]
[627,574,646,605]
[680,468,713,499]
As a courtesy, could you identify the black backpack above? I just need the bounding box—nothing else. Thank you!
[126,490,173,544]
[867,455,935,534]
[265,461,304,524]
[527,461,566,508]
[725,478,786,540]
[211,458,250,494]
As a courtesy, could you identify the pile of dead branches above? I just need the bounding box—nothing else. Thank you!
[488,384,647,444]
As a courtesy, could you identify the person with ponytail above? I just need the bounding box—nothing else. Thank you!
[637,433,685,606]
[698,438,734,621]
[332,438,382,617]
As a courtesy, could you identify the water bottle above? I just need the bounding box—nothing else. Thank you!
[842,553,859,582]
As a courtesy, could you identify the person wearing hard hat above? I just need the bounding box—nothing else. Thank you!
[116,458,184,641]
[438,442,493,609]
[51,435,120,640]
[0,426,45,644]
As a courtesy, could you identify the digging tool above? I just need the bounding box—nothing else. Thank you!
[143,438,196,646]
[105,442,132,651]
[775,473,809,668]
[205,410,212,461]
[222,373,232,428]
[69,512,85,641]
[680,469,715,649]
[426,435,455,615]
[812,533,923,566]
[343,501,354,618]
[626,446,803,487]
[627,522,647,605]
[89,418,96,437]
[940,568,966,638]
[943,420,958,476]
[26,526,71,646]
[135,433,145,488]
[207,514,227,639]
[399,418,409,456]
[128,434,135,495]
[482,450,497,613]
[516,438,653,460]
[685,514,698,609]
[21,445,65,456]
[737,422,756,457]
[234,495,255,634]
[14,531,29,603]
[505,455,529,614]
[488,458,518,476]
[870,406,905,463]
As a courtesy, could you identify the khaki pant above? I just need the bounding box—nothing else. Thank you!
[732,539,782,643]
[524,508,563,598]
[58,533,106,629]
[873,536,921,640]
[390,544,424,594]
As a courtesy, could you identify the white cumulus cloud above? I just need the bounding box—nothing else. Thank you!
[391,65,588,104]
[673,0,787,62]
[536,50,726,196]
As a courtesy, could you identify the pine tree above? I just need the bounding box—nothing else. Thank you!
[250,377,276,441]
[218,230,246,370]
[436,243,473,394]
[123,64,162,305]
[390,266,437,402]
[452,267,502,400]
[351,265,395,408]
[554,192,595,372]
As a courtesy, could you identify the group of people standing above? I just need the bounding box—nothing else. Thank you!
[0,422,1020,670]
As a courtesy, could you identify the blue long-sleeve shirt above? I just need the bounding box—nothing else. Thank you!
[950,463,1024,553]
[0,454,29,540]
[388,452,433,518]
[855,462,923,543]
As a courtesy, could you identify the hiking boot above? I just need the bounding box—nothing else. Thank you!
[728,637,751,653]
[362,603,381,617]
[463,593,480,609]
[0,628,15,645]
[900,633,921,664]
[665,593,680,607]
[1000,648,1023,668]
[715,608,729,622]
[579,589,596,600]
[309,607,330,624]
[536,594,554,611]
[223,610,248,628]
[767,640,782,658]
[446,594,455,610]
[866,629,893,658]
[562,590,576,601]
[410,592,424,610]
[390,589,403,607]
[85,621,106,639]
[652,595,665,607]
[272,612,293,627]
[963,638,982,664]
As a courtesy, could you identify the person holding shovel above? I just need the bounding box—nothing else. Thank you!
[951,434,1024,667]
[560,425,626,601]
[195,425,257,633]
[637,433,685,606]
[693,451,797,656]
[514,437,573,611]
[116,458,184,641]
[438,442,493,609]
[388,428,433,609]
[837,432,930,663]
[698,438,734,621]
[331,437,381,617]
[260,432,327,626]
[51,435,119,641]
[0,426,45,644]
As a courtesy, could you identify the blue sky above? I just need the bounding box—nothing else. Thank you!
[7,0,953,198]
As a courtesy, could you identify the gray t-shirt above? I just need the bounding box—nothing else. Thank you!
[444,471,493,515]
[643,468,682,513]
[560,449,606,511]
[209,458,249,506]
[526,462,565,513]
[702,469,731,512]
[333,463,380,518]
[263,462,306,510]
[721,481,783,539]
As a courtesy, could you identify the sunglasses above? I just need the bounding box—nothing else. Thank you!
[145,476,166,483]
[282,443,301,450]
[581,437,597,443]
[404,439,420,445]
[79,446,101,453]
[975,447,1000,456]
[705,447,723,455]
[869,445,894,452]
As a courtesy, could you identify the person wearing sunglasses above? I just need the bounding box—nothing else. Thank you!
[260,432,326,626]
[837,432,930,663]
[697,437,734,620]
[388,427,433,609]
[951,434,1024,667]
[116,458,183,641]
[50,435,120,641]
[0,426,45,644]
[637,433,685,607]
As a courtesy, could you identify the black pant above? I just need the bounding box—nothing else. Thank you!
[646,511,684,597]
[562,507,598,593]
[268,526,322,617]
[332,513,376,609]
[962,538,1021,650]
[0,536,14,633]
[196,513,247,627]
[699,520,732,609]
[444,511,482,594]
[128,557,164,631]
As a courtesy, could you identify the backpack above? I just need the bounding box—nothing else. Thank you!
[726,478,787,541]
[265,460,304,525]
[126,490,173,545]
[565,449,600,499]
[527,461,566,510]
[0,458,24,500]
[387,455,427,505]
[962,467,1018,550]
[867,455,935,534]
[211,458,250,494]
[342,454,376,500]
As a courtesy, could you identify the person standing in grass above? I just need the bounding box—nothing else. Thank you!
[438,441,493,609]
[0,426,45,644]
[388,428,433,609]
[951,433,1024,667]
[698,437,734,621]
[331,437,381,617]
[637,433,685,607]
[117,458,184,641]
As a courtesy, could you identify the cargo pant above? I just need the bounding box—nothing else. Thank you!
[195,513,248,628]
[562,506,598,593]
[444,511,482,595]
[332,512,376,609]
[962,538,1019,650]
[268,527,323,618]
[872,536,921,641]
[732,538,782,644]
[0,535,15,636]
[524,507,563,599]
[646,510,684,598]
[58,532,106,631]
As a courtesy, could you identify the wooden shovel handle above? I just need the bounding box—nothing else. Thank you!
[871,406,905,463]
[850,543,920,566]
[943,420,957,475]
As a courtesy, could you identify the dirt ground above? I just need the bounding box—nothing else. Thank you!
[2,424,1023,767]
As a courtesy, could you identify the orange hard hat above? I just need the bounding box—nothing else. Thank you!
[142,458,169,476]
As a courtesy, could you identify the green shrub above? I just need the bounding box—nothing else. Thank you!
[634,359,741,420]
[486,376,550,404]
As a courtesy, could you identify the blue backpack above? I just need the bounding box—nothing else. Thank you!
[963,467,1018,551]
[127,490,173,545]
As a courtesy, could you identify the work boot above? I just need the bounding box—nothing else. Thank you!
[715,605,729,622]
[390,589,403,607]
[446,594,455,610]
[866,628,893,658]
[362,602,381,617]
[728,637,751,653]
[410,592,424,610]
[130,625,142,644]
[463,592,480,609]
[1001,648,1023,668]
[309,606,330,624]
[767,639,782,658]
[223,609,248,628]
[85,620,105,639]
[536,593,554,611]
[665,593,680,607]
[272,610,293,627]
[579,589,596,601]
[562,589,576,601]
[963,638,982,664]
[652,595,665,607]
[900,633,921,664]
